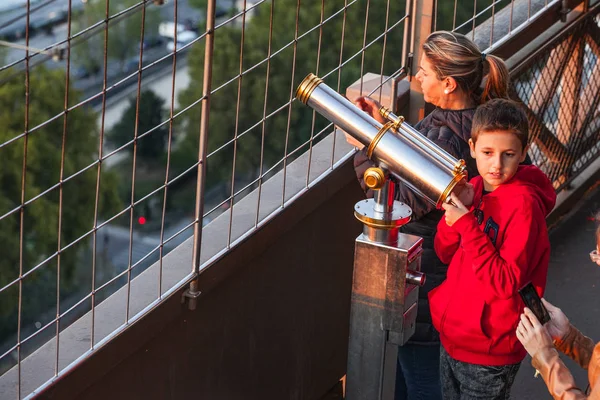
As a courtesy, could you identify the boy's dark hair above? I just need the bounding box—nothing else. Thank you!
[471,98,529,150]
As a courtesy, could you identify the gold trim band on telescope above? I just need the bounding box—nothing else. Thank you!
[436,172,467,209]
[366,121,395,159]
[378,106,405,129]
[354,211,412,229]
[296,73,323,104]
[453,159,466,175]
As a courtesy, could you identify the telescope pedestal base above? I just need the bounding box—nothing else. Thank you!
[345,233,423,400]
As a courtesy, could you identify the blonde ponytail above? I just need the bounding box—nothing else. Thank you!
[480,54,510,103]
[422,31,510,105]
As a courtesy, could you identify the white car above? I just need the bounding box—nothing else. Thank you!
[166,30,198,53]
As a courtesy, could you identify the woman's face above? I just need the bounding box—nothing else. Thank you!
[415,54,445,107]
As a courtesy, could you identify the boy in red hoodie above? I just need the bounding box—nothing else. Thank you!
[430,98,557,399]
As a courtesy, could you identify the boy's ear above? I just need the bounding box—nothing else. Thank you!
[520,145,529,162]
[468,138,476,158]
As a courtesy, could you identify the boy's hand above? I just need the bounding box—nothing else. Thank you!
[541,298,570,340]
[454,181,475,208]
[441,193,470,226]
[516,307,554,358]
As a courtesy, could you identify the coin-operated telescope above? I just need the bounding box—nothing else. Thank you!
[296,74,468,400]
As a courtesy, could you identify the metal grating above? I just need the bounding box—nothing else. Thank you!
[511,7,600,190]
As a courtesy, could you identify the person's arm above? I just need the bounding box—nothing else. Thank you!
[451,199,542,300]
[434,214,461,264]
[517,308,590,400]
[531,347,588,400]
[555,325,597,370]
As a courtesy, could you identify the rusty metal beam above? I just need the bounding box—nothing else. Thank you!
[558,36,585,144]
[510,87,572,166]
[527,36,575,114]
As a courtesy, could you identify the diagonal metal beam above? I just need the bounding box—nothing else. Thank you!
[557,36,585,144]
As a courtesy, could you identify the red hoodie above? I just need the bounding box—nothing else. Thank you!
[430,165,557,366]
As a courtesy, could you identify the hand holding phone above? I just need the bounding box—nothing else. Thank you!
[518,282,551,324]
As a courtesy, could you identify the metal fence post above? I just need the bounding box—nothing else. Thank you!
[407,0,434,124]
[186,0,218,309]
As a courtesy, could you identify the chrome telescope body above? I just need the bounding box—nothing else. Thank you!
[296,73,467,208]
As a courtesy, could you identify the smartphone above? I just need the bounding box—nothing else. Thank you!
[518,282,551,324]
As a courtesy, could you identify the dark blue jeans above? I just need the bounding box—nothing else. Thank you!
[439,346,521,400]
[395,343,443,400]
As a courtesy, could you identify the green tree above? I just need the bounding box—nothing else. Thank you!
[109,90,169,161]
[175,0,407,190]
[74,0,161,72]
[0,66,121,351]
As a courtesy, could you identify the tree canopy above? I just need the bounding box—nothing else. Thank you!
[109,89,169,161]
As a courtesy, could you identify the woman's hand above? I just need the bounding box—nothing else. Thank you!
[541,298,570,341]
[441,193,470,226]
[354,96,386,124]
[516,307,554,358]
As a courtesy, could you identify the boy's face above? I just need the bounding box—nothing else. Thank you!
[469,130,527,192]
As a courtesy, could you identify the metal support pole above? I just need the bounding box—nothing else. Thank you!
[187,0,217,307]
[345,233,423,400]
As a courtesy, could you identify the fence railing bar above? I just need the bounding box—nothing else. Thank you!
[305,0,326,187]
[358,0,371,96]
[227,0,249,247]
[90,0,112,353]
[53,0,75,374]
[157,0,181,300]
[16,0,33,395]
[280,0,302,207]
[254,0,275,227]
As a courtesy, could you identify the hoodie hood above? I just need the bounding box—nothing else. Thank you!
[472,165,556,216]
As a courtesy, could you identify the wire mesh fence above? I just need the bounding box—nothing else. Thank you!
[0,0,411,397]
[511,7,600,190]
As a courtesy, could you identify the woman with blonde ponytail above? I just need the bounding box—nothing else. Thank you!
[349,31,526,400]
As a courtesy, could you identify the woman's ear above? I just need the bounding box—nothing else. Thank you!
[468,138,476,158]
[444,77,458,94]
